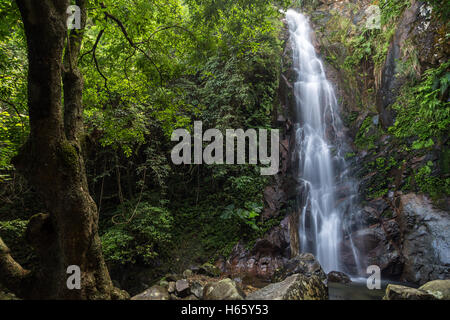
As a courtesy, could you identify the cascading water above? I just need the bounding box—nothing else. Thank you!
[286,9,362,274]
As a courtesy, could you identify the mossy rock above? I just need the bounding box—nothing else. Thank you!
[204,279,245,300]
[0,290,19,300]
[197,263,221,277]
[419,280,450,300]
[383,284,436,300]
[246,273,328,300]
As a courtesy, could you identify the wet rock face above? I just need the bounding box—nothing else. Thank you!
[341,220,403,278]
[273,253,327,283]
[262,185,287,220]
[223,216,291,281]
[398,194,450,285]
[377,2,414,127]
[246,273,328,300]
[342,193,450,284]
[377,1,447,128]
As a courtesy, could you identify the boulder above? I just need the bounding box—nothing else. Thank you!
[198,263,221,277]
[273,253,327,282]
[131,285,170,300]
[167,281,176,294]
[360,205,381,226]
[246,273,328,300]
[190,281,204,299]
[327,271,352,284]
[0,290,18,300]
[159,279,169,287]
[165,273,182,282]
[419,280,450,300]
[204,279,245,300]
[223,216,290,281]
[175,279,190,297]
[383,284,436,300]
[183,269,193,278]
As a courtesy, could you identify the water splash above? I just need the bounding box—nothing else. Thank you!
[286,9,362,274]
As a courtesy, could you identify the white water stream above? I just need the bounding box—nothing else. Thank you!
[286,10,362,274]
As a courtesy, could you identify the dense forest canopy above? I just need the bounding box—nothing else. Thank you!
[0,0,291,299]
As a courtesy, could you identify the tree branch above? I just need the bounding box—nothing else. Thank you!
[137,24,196,44]
[0,98,26,132]
[80,28,104,62]
[102,9,164,87]
[79,29,110,91]
[0,237,31,298]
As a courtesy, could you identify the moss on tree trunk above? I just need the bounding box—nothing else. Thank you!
[0,0,128,300]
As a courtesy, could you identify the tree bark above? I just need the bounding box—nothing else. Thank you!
[0,0,128,299]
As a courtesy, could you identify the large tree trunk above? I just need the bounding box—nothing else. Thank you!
[0,0,127,299]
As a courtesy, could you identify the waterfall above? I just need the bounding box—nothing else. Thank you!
[286,10,362,274]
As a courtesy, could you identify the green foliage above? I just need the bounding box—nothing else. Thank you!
[345,0,410,72]
[424,0,450,21]
[343,31,373,70]
[389,62,450,149]
[364,156,398,199]
[78,0,285,160]
[0,0,287,283]
[101,200,173,265]
[80,0,286,274]
[379,0,410,26]
[0,218,26,244]
[415,161,450,198]
[345,152,356,159]
[0,219,35,268]
[0,2,28,174]
[221,202,263,231]
[355,116,382,150]
[0,111,27,174]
